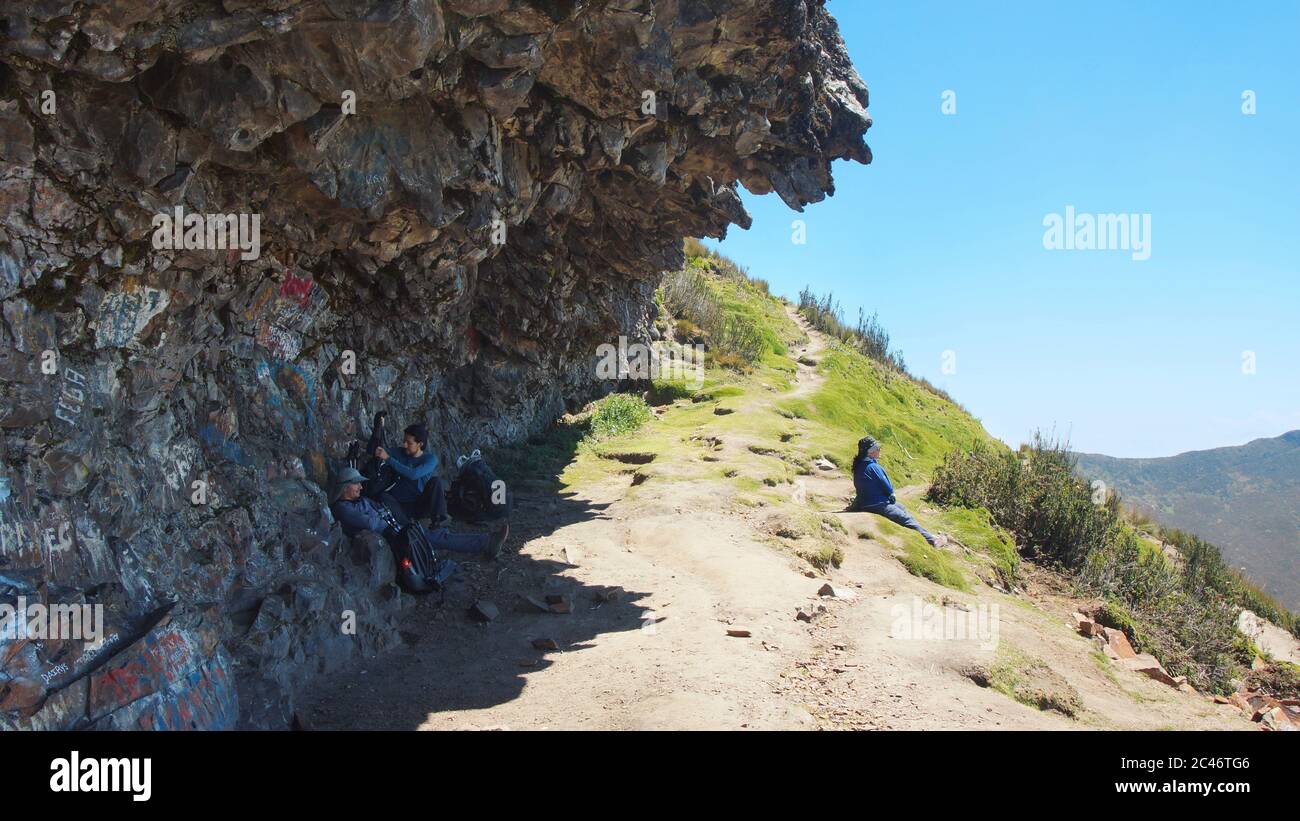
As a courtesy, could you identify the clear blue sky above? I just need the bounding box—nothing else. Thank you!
[706,0,1300,458]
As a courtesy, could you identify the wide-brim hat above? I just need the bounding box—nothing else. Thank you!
[329,467,366,503]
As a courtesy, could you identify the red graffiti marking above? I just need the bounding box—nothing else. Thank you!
[90,629,192,714]
[279,272,315,308]
[135,657,236,730]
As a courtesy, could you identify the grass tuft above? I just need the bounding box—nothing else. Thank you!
[588,393,652,441]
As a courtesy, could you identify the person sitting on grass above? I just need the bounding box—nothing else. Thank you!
[849,436,945,547]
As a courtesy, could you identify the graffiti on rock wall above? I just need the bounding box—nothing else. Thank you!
[257,357,321,436]
[94,285,170,350]
[279,270,315,308]
[0,505,40,566]
[52,365,90,425]
[72,514,113,582]
[89,627,192,714]
[247,270,327,362]
[87,624,237,730]
[132,652,236,730]
[198,423,250,466]
[158,438,202,494]
[37,502,76,577]
[1,502,116,590]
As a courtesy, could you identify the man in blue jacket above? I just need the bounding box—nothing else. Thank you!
[850,436,943,547]
[375,423,449,526]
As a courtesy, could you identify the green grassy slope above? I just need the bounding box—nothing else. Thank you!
[671,249,996,478]
[779,340,997,487]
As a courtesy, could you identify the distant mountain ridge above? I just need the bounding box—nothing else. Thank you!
[1074,431,1300,609]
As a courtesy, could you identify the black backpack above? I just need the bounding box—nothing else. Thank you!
[447,450,511,523]
[389,521,457,595]
[358,498,454,596]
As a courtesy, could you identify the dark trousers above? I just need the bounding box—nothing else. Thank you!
[396,476,448,523]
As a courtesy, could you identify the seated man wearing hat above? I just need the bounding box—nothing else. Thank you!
[849,436,945,548]
[329,467,508,560]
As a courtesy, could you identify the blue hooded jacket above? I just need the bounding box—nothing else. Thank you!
[385,450,438,505]
[853,456,895,508]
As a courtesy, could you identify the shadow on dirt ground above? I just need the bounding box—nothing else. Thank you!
[299,416,657,729]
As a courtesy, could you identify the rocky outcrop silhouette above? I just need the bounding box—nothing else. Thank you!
[0,0,870,728]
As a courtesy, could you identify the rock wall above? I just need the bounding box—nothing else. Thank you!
[0,0,870,728]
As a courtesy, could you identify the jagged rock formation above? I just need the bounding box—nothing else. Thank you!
[0,0,870,728]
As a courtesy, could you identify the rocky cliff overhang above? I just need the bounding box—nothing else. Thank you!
[0,0,870,728]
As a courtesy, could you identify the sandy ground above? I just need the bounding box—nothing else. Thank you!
[298,309,1256,731]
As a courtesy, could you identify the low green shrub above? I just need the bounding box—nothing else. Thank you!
[926,434,1284,693]
[587,393,652,441]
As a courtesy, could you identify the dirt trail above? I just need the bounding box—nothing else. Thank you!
[786,309,828,401]
[299,309,1253,731]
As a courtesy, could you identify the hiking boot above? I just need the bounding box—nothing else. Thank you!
[483,522,510,561]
